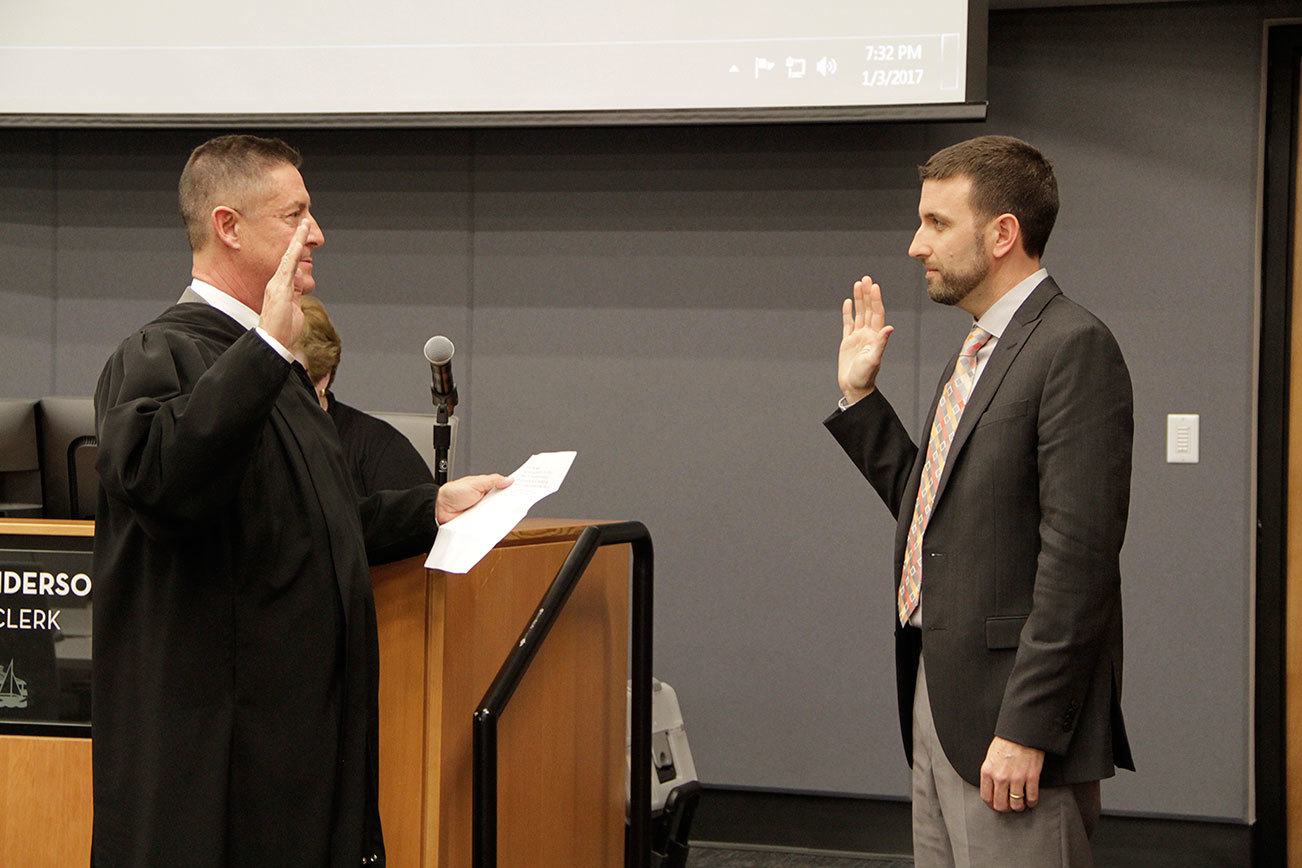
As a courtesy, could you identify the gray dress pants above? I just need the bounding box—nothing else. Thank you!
[911,657,1101,867]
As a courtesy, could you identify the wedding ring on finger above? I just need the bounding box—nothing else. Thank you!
[1009,793,1024,801]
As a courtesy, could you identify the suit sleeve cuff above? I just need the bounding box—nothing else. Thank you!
[837,391,874,412]
[255,327,295,363]
[825,387,886,430]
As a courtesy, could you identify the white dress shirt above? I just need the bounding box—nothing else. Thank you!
[186,278,295,363]
[965,268,1048,386]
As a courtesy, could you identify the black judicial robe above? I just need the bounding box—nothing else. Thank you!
[326,395,435,499]
[91,301,438,867]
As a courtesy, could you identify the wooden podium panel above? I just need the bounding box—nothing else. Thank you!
[374,519,629,868]
[0,735,92,865]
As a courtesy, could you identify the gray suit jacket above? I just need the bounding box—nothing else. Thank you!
[826,277,1135,787]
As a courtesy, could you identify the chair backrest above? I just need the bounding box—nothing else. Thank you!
[366,411,459,481]
[0,399,43,517]
[36,397,98,520]
[28,399,452,518]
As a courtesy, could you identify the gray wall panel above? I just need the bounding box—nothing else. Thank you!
[297,131,475,454]
[972,4,1260,820]
[469,125,931,794]
[0,130,56,397]
[53,131,194,395]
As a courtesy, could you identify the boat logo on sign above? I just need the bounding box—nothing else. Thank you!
[0,659,28,709]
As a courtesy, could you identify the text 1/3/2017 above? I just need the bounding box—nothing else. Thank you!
[862,69,925,87]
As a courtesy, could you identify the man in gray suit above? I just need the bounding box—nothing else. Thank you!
[826,136,1134,866]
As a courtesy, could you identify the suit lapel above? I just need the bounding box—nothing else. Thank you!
[930,278,1061,509]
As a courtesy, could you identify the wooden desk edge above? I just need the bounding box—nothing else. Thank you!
[0,518,94,537]
[497,518,623,548]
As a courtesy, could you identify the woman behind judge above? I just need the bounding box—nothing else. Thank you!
[296,295,436,497]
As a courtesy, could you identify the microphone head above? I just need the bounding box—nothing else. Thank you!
[423,335,455,365]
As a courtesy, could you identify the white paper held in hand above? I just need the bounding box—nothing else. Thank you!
[424,451,577,574]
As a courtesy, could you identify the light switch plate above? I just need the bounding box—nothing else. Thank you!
[1167,414,1199,464]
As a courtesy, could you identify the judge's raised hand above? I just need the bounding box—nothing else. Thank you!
[258,219,311,350]
[838,276,895,405]
[436,473,514,525]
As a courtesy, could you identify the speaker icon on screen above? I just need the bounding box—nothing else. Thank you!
[817,57,838,77]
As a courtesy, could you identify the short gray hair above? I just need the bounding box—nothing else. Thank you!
[178,134,302,251]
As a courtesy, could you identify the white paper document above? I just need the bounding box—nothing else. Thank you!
[424,451,577,574]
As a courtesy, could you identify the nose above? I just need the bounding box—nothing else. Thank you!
[305,212,325,248]
[907,227,927,260]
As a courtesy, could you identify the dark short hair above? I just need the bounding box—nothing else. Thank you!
[178,134,302,251]
[919,136,1058,259]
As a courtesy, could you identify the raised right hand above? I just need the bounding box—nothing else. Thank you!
[837,275,895,405]
[258,219,311,349]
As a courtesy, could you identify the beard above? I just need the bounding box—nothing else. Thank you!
[924,236,989,306]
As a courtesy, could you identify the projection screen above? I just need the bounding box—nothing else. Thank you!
[0,0,987,126]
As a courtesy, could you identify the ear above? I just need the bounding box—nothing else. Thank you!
[211,206,241,250]
[988,213,1021,260]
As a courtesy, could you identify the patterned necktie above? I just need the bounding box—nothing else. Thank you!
[898,323,993,626]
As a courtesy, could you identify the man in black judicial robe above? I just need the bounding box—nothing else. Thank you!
[91,135,509,867]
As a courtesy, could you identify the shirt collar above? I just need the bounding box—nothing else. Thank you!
[974,267,1049,340]
[187,278,261,331]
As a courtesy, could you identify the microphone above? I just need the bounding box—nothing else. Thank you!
[423,335,458,414]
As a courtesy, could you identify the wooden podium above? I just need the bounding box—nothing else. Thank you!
[373,518,630,867]
[0,518,630,868]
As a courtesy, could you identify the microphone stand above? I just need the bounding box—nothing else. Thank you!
[425,335,457,487]
[432,398,453,486]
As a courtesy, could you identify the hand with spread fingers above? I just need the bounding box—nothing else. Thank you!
[980,736,1045,813]
[258,218,312,349]
[435,473,514,525]
[837,275,895,406]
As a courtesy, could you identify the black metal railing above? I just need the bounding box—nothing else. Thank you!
[472,521,653,868]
